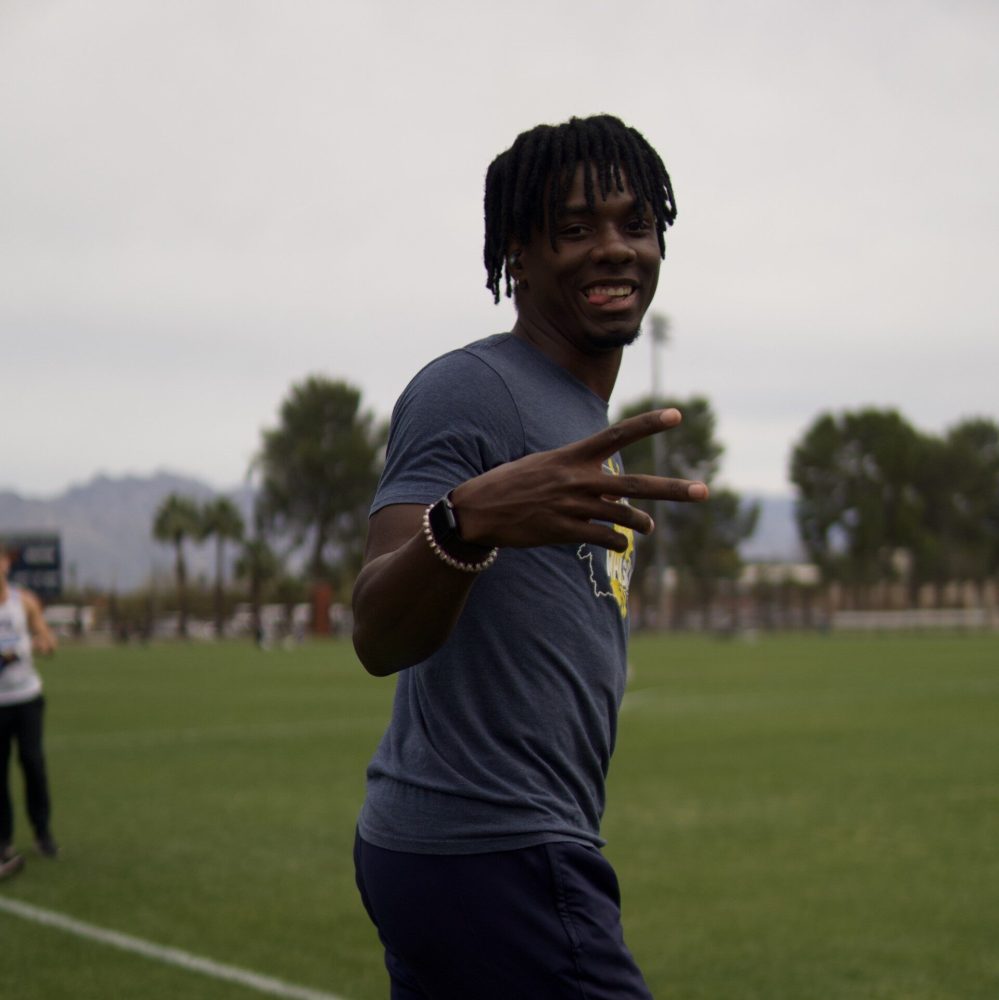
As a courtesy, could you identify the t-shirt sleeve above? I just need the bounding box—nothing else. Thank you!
[371,349,525,514]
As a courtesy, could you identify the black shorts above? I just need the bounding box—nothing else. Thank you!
[354,831,653,999]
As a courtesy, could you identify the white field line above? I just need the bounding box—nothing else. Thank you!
[0,897,350,1000]
[620,683,671,710]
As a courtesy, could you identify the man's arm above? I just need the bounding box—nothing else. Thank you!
[351,409,708,677]
[351,504,482,676]
[23,590,57,656]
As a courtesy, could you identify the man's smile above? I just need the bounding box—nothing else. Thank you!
[581,282,639,309]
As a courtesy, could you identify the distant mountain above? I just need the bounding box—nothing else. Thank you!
[0,476,805,594]
[0,472,254,592]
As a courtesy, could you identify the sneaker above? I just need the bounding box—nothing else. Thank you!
[0,843,25,879]
[35,834,59,859]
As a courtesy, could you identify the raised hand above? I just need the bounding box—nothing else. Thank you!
[452,408,709,553]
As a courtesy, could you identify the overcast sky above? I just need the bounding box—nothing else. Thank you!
[2,0,996,499]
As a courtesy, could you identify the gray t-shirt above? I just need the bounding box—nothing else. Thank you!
[358,333,637,854]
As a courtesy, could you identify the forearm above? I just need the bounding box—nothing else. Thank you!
[25,592,57,655]
[351,531,480,676]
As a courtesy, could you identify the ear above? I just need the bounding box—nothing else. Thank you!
[507,245,524,272]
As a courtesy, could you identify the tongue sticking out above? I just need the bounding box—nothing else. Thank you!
[587,292,612,306]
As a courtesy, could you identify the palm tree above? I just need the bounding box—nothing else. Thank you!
[152,494,201,637]
[235,537,280,646]
[199,497,245,638]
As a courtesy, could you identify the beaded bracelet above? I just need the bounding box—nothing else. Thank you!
[422,501,499,573]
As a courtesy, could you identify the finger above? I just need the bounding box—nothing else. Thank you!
[601,474,710,503]
[592,498,656,535]
[522,512,634,552]
[575,521,636,552]
[570,408,682,460]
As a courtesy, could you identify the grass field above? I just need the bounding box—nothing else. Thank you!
[0,633,996,999]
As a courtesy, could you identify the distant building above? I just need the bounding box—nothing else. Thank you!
[1,532,62,599]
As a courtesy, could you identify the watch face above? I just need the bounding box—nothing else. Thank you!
[442,497,460,534]
[429,497,459,543]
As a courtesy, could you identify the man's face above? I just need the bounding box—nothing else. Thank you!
[514,163,662,354]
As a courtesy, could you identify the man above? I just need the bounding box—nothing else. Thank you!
[0,543,59,879]
[351,114,708,999]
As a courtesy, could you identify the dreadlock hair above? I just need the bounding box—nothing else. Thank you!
[483,114,677,304]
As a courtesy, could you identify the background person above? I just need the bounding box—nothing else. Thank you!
[0,542,59,879]
[351,114,708,999]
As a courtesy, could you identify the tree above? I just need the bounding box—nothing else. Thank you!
[944,418,999,584]
[151,493,201,637]
[666,487,760,625]
[617,395,758,626]
[912,417,999,597]
[255,377,386,586]
[790,409,925,598]
[792,410,999,607]
[235,535,281,645]
[199,497,245,638]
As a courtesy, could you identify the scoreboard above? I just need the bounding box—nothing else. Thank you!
[1,534,62,600]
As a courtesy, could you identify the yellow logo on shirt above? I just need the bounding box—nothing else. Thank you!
[577,457,635,619]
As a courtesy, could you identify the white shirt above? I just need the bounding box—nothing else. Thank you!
[0,586,43,706]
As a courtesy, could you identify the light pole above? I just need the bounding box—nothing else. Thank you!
[649,313,670,628]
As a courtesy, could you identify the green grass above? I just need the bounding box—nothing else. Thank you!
[0,633,997,999]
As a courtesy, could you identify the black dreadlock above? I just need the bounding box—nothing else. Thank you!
[483,114,677,303]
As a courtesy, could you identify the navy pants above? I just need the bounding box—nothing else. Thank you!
[354,832,654,999]
[0,696,52,844]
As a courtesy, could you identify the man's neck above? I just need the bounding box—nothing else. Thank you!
[510,318,623,402]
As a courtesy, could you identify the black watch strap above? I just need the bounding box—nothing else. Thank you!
[423,493,498,573]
